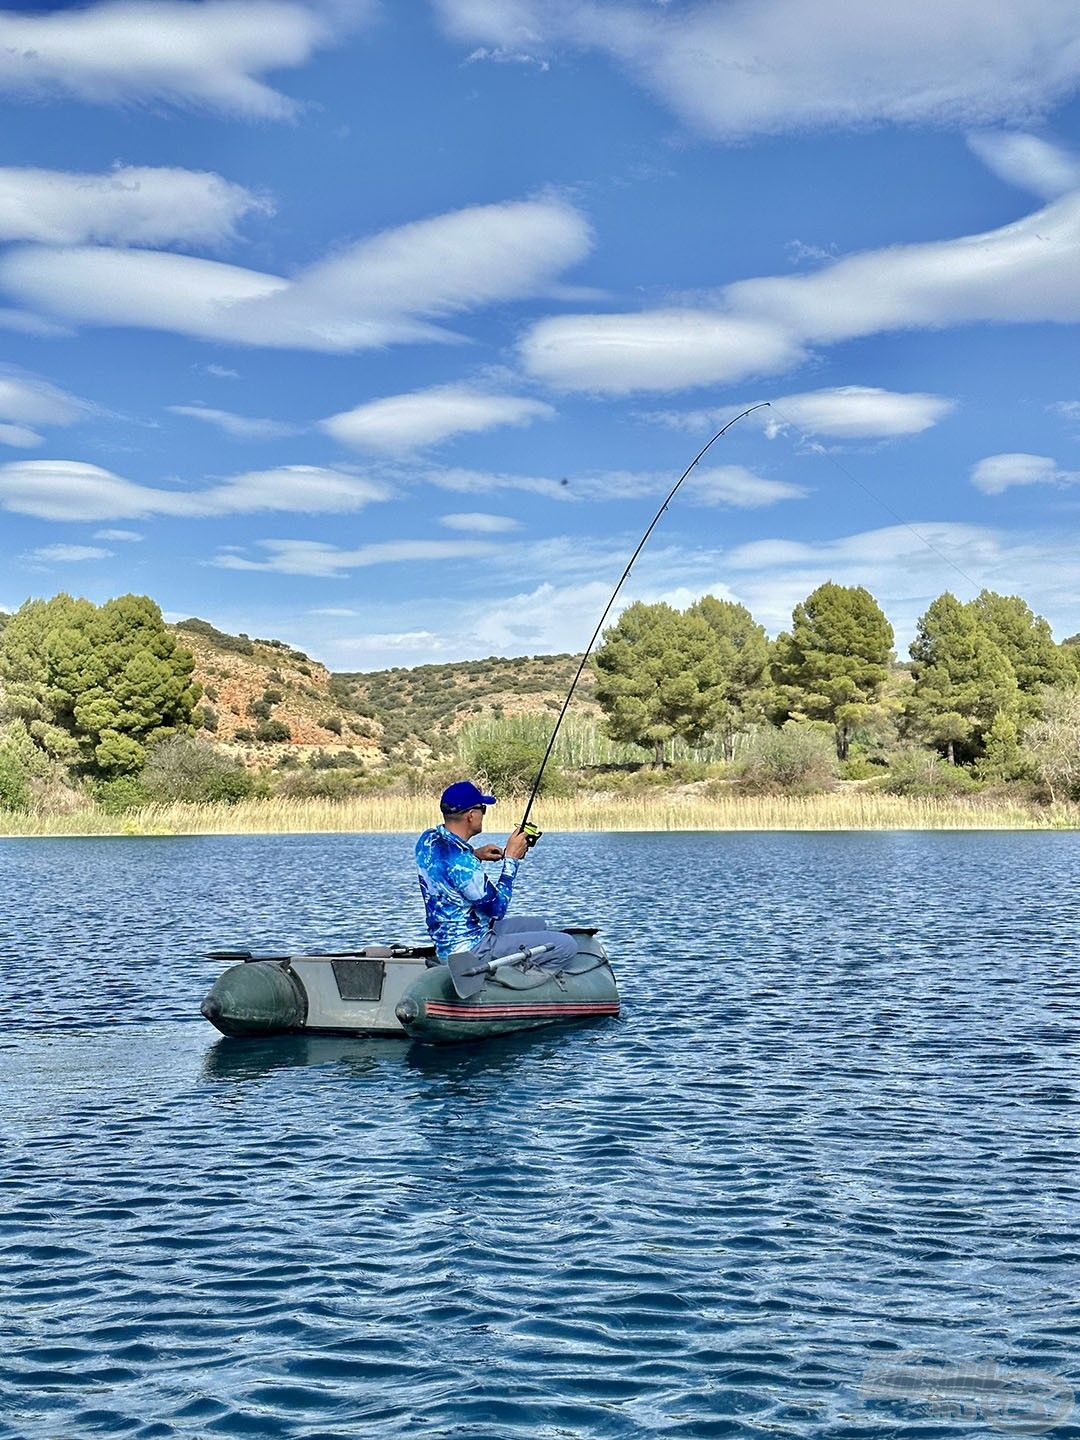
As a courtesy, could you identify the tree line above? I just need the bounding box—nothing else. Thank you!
[594,582,1080,783]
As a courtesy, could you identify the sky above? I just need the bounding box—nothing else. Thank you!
[1,0,1079,671]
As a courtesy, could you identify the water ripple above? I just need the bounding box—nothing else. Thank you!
[0,832,1078,1437]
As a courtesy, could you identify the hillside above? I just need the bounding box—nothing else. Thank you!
[173,618,382,758]
[333,652,598,757]
[171,618,594,763]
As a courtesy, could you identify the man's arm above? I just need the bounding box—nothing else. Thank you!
[446,846,520,922]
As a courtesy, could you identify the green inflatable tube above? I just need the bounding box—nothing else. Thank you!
[395,954,620,1045]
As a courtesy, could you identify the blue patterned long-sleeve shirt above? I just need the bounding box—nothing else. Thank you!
[415,825,520,959]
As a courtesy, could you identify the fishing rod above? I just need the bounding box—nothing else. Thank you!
[516,402,771,843]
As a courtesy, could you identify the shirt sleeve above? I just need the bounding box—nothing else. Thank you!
[445,848,519,922]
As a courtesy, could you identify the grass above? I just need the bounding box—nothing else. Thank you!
[1,788,1076,837]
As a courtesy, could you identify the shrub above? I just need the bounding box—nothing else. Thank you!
[141,735,254,803]
[198,705,218,733]
[255,719,291,743]
[93,775,151,813]
[234,727,255,742]
[873,748,981,796]
[247,698,272,721]
[176,617,254,656]
[275,769,357,799]
[456,732,561,795]
[322,715,343,735]
[732,722,838,795]
[839,755,883,780]
[0,748,30,811]
[262,687,284,705]
[199,768,255,804]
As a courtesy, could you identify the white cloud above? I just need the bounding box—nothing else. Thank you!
[1050,400,1080,423]
[967,132,1080,199]
[435,1,1080,141]
[0,424,41,448]
[169,404,302,440]
[970,452,1080,494]
[0,197,592,352]
[28,544,112,563]
[520,309,802,393]
[211,537,499,576]
[521,191,1080,394]
[95,528,144,541]
[644,387,956,440]
[322,385,554,453]
[440,511,521,532]
[725,191,1080,344]
[0,165,270,247]
[0,372,88,428]
[336,628,443,652]
[0,459,393,521]
[0,0,369,118]
[203,363,240,379]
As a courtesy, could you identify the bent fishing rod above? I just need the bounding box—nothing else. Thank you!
[516,402,771,843]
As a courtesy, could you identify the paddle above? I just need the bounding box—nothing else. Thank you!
[447,943,556,1000]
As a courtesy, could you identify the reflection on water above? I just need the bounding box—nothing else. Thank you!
[1,830,1079,1440]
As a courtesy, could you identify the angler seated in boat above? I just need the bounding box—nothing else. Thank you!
[415,780,576,973]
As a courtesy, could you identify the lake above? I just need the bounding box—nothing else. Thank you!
[1,832,1078,1439]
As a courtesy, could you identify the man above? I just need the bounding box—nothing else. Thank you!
[415,780,577,970]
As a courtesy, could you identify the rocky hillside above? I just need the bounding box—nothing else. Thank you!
[173,619,382,757]
[171,618,595,763]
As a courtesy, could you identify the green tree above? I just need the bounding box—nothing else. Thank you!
[771,582,894,759]
[686,595,771,758]
[0,593,200,775]
[906,593,1018,763]
[969,590,1068,715]
[974,709,1033,782]
[595,602,725,766]
[0,594,86,763]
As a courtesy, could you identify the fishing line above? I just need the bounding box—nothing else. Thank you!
[766,403,986,594]
[517,402,771,835]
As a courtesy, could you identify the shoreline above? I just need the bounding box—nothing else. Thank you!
[1,790,1076,837]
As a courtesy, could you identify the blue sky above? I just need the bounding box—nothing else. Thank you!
[1,0,1079,670]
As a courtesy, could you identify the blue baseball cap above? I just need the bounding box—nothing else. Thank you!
[440,780,496,813]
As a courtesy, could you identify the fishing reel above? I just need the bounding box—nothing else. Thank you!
[521,821,542,850]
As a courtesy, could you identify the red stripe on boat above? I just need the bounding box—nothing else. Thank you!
[422,1001,619,1019]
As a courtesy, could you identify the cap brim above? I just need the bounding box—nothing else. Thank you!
[480,794,496,805]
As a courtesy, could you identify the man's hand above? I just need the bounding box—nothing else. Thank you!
[503,828,529,861]
[472,843,504,862]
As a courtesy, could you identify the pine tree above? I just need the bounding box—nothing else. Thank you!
[0,593,200,775]
[969,590,1068,715]
[906,593,1018,763]
[685,596,770,758]
[595,602,725,765]
[770,582,894,759]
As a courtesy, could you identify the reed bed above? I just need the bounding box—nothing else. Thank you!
[1,789,1074,837]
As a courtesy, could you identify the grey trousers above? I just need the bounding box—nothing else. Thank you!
[477,916,578,969]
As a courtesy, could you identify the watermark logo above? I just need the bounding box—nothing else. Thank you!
[860,1353,1074,1436]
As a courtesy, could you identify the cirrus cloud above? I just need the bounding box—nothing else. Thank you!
[0,0,371,119]
[0,165,270,248]
[321,385,555,454]
[970,452,1080,494]
[435,1,1080,142]
[0,459,393,521]
[0,197,593,353]
[643,386,957,440]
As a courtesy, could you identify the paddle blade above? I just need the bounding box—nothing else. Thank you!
[448,950,489,999]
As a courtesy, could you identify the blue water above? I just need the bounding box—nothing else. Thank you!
[1,832,1078,1439]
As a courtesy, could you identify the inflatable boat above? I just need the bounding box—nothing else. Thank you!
[200,927,618,1045]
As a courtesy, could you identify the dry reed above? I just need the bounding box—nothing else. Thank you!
[0,789,1075,837]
